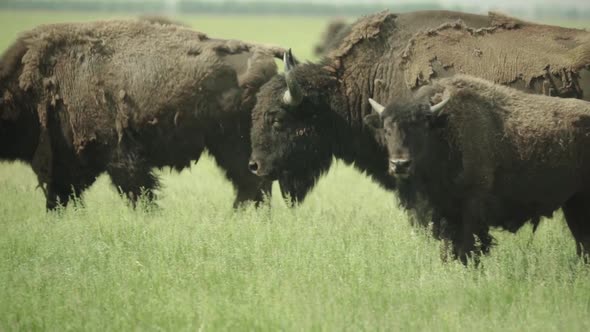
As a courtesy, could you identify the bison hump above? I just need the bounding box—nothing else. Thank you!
[327,11,396,62]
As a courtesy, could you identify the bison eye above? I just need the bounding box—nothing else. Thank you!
[272,120,283,130]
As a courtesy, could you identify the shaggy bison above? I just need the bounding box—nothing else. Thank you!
[0,20,291,209]
[249,10,590,203]
[367,75,590,262]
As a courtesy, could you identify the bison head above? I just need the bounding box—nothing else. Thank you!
[365,97,450,178]
[249,50,338,198]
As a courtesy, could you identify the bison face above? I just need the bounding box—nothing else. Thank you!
[249,50,335,187]
[367,97,450,179]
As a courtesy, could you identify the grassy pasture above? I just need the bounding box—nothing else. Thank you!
[1,10,590,331]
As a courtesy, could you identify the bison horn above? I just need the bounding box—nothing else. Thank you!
[283,49,303,106]
[283,48,296,72]
[368,98,385,115]
[430,97,450,114]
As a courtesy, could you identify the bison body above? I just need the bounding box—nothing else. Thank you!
[368,75,590,262]
[0,20,287,209]
[249,10,590,204]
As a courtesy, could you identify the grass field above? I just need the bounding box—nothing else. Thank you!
[1,10,590,331]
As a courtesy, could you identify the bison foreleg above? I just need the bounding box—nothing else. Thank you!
[107,150,159,207]
[562,193,590,263]
[206,123,272,208]
[45,182,87,211]
[209,149,272,208]
[108,167,158,207]
[453,196,492,265]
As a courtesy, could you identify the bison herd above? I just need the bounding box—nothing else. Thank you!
[2,10,590,263]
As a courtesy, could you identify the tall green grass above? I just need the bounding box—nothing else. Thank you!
[1,11,589,331]
[1,160,589,331]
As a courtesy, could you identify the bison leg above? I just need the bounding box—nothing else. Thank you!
[45,181,89,210]
[208,147,272,207]
[453,197,492,265]
[107,157,159,207]
[108,167,158,207]
[206,123,272,207]
[562,193,590,262]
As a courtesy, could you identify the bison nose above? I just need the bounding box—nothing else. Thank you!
[389,158,412,174]
[248,160,260,175]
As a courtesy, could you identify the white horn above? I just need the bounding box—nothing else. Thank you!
[430,97,450,114]
[368,98,385,115]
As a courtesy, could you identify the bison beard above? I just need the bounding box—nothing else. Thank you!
[0,20,306,210]
[368,75,590,263]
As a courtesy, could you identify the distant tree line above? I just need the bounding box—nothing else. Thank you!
[1,1,589,19]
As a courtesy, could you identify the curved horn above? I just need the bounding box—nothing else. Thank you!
[430,97,450,114]
[368,98,385,115]
[282,49,303,106]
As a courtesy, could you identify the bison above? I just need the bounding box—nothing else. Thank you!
[249,10,590,204]
[0,19,297,210]
[366,75,590,263]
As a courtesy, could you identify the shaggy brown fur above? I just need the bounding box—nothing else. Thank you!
[402,13,590,97]
[250,10,590,204]
[313,19,349,58]
[0,20,288,209]
[371,75,590,262]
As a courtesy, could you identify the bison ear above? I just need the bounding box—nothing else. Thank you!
[368,98,385,115]
[282,49,303,107]
[429,97,450,115]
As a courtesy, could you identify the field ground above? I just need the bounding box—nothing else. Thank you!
[1,10,590,331]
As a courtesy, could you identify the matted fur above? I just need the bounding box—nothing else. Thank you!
[1,19,287,209]
[402,13,590,95]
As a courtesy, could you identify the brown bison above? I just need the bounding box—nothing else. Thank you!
[249,10,590,204]
[0,20,295,210]
[366,75,590,263]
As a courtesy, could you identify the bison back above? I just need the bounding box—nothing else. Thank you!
[402,14,590,100]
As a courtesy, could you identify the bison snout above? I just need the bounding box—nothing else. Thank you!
[389,158,412,176]
[248,159,260,175]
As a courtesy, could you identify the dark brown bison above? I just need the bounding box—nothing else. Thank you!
[313,19,348,58]
[0,20,293,210]
[366,75,590,263]
[249,10,590,204]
